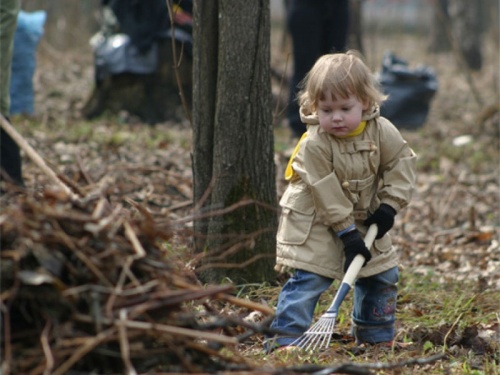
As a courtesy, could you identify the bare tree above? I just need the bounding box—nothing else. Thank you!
[428,0,450,53]
[448,0,483,70]
[428,0,484,71]
[192,0,278,284]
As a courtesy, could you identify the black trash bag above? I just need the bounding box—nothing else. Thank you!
[91,0,193,83]
[378,51,438,129]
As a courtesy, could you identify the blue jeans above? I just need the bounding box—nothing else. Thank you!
[265,267,399,351]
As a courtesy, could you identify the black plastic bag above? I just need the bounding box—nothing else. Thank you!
[378,51,438,129]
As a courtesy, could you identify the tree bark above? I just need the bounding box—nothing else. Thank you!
[428,0,450,53]
[348,0,364,54]
[192,0,277,284]
[448,0,482,71]
[428,0,483,71]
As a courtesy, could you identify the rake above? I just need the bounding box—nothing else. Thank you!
[290,224,378,351]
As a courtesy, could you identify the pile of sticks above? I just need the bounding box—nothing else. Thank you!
[0,185,275,374]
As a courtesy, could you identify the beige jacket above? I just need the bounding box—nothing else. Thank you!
[276,106,417,280]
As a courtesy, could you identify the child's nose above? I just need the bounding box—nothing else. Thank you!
[332,112,342,121]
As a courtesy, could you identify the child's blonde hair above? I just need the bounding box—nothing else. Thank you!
[298,50,387,113]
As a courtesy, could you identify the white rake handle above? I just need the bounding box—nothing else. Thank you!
[343,224,378,287]
[323,224,378,315]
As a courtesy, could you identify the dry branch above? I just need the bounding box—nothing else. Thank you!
[0,113,78,200]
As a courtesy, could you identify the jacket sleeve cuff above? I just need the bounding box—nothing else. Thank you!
[380,197,406,213]
[331,216,355,234]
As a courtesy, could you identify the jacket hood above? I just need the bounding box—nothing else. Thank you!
[299,105,380,126]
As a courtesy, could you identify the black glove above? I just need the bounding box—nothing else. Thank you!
[364,204,396,239]
[340,230,372,273]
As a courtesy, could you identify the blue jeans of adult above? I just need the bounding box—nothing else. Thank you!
[286,0,349,138]
[266,266,399,351]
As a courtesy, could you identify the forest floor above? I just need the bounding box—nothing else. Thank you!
[2,27,499,374]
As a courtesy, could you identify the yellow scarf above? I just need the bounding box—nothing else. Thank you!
[284,121,367,181]
[338,120,366,138]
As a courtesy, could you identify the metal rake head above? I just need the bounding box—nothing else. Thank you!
[290,314,337,351]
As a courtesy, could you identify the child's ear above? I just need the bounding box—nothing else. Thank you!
[362,101,371,111]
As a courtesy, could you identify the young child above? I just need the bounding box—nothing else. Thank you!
[267,50,417,351]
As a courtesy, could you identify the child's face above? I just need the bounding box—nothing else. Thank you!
[317,91,368,137]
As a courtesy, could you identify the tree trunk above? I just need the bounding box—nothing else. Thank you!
[192,0,277,285]
[428,0,450,53]
[348,0,364,54]
[448,0,482,71]
[428,0,483,71]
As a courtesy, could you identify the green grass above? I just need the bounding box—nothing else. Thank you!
[237,270,499,374]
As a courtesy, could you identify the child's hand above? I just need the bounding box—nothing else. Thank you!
[340,230,372,272]
[364,204,396,239]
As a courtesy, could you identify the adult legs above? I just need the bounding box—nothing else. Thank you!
[286,0,350,138]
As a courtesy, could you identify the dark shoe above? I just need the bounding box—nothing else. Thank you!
[1,123,24,186]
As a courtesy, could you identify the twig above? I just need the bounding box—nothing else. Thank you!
[165,0,192,124]
[52,327,117,375]
[41,320,54,375]
[76,152,94,184]
[197,253,275,273]
[74,314,239,348]
[62,279,160,299]
[50,220,114,287]
[0,302,12,375]
[176,198,277,225]
[91,197,110,219]
[443,312,464,351]
[200,227,272,264]
[0,113,78,200]
[168,199,192,211]
[118,309,137,375]
[215,293,274,315]
[120,320,239,345]
[193,174,217,213]
[123,221,146,259]
[171,276,274,315]
[125,285,235,319]
[83,203,124,235]
[105,256,133,318]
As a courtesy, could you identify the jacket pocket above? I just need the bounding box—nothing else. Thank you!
[277,185,315,245]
